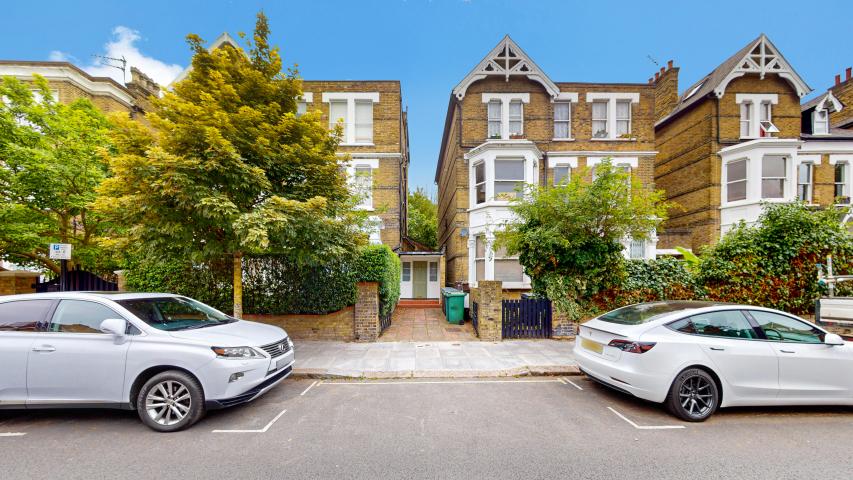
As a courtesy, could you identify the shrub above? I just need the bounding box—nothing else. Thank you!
[354,244,401,317]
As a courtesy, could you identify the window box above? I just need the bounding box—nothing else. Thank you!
[509,133,526,140]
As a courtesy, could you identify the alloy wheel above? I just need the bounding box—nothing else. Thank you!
[145,380,192,426]
[678,374,714,418]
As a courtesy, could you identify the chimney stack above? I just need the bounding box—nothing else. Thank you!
[846,67,852,81]
[655,72,660,81]
[667,60,673,69]
[836,74,842,86]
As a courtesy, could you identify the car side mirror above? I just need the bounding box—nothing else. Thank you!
[825,333,845,346]
[100,318,127,337]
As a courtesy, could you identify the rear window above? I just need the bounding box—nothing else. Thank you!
[599,302,716,325]
[0,300,54,331]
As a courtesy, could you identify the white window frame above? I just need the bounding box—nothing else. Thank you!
[322,92,379,146]
[343,159,379,210]
[553,101,572,140]
[296,92,313,117]
[549,156,577,185]
[402,262,411,282]
[474,235,486,283]
[813,109,830,135]
[761,155,787,199]
[592,100,608,138]
[585,92,640,140]
[354,100,374,144]
[473,161,487,205]
[735,94,778,139]
[493,158,526,201]
[835,162,850,205]
[429,262,438,282]
[493,243,524,283]
[487,100,502,139]
[508,100,524,137]
[615,100,632,137]
[796,162,813,203]
[629,239,646,260]
[725,158,748,203]
[481,93,530,140]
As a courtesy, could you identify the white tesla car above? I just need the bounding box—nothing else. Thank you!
[574,301,852,421]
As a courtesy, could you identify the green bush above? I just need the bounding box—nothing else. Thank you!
[354,244,401,317]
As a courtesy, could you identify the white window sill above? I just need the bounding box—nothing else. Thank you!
[469,200,514,212]
[721,197,792,208]
[551,138,575,142]
[590,137,637,142]
[341,142,375,147]
[354,206,375,211]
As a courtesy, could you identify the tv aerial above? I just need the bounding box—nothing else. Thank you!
[92,54,127,83]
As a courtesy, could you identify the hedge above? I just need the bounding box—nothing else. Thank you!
[124,245,401,317]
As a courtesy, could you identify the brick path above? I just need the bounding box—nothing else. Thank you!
[379,307,478,342]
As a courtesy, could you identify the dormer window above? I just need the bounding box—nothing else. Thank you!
[813,109,830,135]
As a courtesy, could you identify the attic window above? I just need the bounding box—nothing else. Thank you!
[813,109,830,135]
[683,81,705,101]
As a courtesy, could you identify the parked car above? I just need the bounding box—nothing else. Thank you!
[0,292,294,432]
[574,301,852,421]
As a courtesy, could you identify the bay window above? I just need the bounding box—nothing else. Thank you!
[487,100,502,138]
[354,100,373,143]
[494,159,525,200]
[474,161,486,205]
[553,101,571,139]
[508,100,523,136]
[761,155,786,198]
[474,236,486,282]
[592,101,608,138]
[797,162,813,203]
[629,239,646,260]
[493,244,523,282]
[835,163,849,204]
[616,100,631,136]
[726,159,747,202]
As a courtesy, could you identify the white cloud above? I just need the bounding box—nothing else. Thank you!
[84,26,183,86]
[48,50,71,62]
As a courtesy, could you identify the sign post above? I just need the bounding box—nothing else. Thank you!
[49,244,72,292]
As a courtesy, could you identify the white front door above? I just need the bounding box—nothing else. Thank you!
[27,300,131,404]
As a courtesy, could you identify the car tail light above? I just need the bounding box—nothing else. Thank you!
[608,339,656,354]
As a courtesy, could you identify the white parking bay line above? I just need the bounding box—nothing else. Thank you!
[0,432,27,437]
[607,407,685,430]
[212,409,287,434]
[300,380,319,396]
[562,378,584,391]
[322,379,564,386]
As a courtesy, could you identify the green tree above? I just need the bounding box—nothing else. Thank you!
[97,12,365,317]
[407,187,438,250]
[498,159,669,319]
[0,75,117,274]
[699,202,853,314]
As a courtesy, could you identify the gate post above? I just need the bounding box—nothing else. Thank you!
[354,281,380,342]
[475,280,503,342]
[551,307,575,339]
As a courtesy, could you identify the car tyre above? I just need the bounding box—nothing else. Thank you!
[137,371,205,432]
[665,368,719,422]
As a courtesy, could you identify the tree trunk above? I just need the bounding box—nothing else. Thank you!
[233,252,243,319]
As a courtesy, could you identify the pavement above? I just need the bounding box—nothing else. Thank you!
[3,376,852,479]
[379,306,478,342]
[291,339,579,378]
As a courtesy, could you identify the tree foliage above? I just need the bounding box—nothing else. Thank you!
[498,159,669,319]
[0,75,117,274]
[96,13,366,315]
[407,187,438,250]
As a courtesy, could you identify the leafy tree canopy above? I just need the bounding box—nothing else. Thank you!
[0,75,116,274]
[498,159,669,319]
[407,187,438,250]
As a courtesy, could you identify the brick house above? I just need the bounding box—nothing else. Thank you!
[653,34,853,250]
[435,36,658,293]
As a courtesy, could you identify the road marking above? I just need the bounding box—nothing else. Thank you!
[607,407,685,430]
[300,380,319,396]
[563,378,584,391]
[0,432,27,437]
[212,409,287,434]
[322,379,564,386]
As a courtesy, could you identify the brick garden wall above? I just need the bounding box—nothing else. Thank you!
[244,307,356,341]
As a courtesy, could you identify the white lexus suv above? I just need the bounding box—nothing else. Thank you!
[0,292,294,432]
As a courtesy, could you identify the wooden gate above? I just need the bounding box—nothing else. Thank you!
[35,267,118,293]
[501,298,552,339]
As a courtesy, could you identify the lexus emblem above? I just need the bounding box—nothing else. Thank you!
[279,343,285,352]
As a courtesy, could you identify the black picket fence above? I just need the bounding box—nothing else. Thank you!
[501,298,552,339]
[380,310,392,333]
[35,267,118,293]
[471,302,479,336]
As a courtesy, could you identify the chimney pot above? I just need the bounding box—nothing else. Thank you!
[648,78,653,84]
[655,72,660,81]
[660,67,665,75]
[667,60,673,69]
[836,74,842,86]
[846,67,852,81]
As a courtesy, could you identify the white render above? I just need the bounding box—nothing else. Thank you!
[399,255,442,299]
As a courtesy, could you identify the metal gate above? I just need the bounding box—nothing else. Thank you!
[35,267,118,293]
[501,298,552,339]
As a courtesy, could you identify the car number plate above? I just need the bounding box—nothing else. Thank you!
[581,337,604,354]
[275,357,289,371]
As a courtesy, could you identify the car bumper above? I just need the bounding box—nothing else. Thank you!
[573,344,669,403]
[205,360,294,410]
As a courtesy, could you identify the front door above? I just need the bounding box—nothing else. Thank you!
[413,261,428,299]
[27,299,131,404]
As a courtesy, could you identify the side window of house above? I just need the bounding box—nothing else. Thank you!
[835,163,850,204]
[615,100,631,137]
[429,262,438,282]
[353,166,373,208]
[726,159,747,202]
[553,102,571,139]
[0,300,54,332]
[740,102,753,138]
[797,162,813,203]
[761,155,786,199]
[813,109,829,134]
[329,100,348,137]
[748,311,824,343]
[402,262,411,282]
[49,300,123,334]
[354,100,373,143]
[474,236,486,282]
[494,159,524,200]
[591,101,608,138]
[487,100,502,139]
[493,243,523,282]
[508,100,523,136]
[669,311,756,339]
[474,162,486,204]
[553,166,570,185]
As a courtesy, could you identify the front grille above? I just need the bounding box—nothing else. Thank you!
[260,338,291,358]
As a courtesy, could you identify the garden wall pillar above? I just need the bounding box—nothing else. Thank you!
[114,270,127,292]
[354,281,380,342]
[552,307,576,339]
[475,280,503,341]
[0,271,40,296]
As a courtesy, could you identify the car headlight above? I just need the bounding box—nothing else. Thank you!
[211,346,264,359]
[286,336,294,348]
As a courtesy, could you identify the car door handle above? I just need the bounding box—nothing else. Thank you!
[780,349,795,354]
[32,345,56,353]
[709,347,725,351]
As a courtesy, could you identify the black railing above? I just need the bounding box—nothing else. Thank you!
[379,310,392,333]
[35,267,117,293]
[471,302,479,337]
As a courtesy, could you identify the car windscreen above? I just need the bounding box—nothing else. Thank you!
[116,297,235,331]
[599,302,715,325]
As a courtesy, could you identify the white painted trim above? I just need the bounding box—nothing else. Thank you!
[718,138,802,156]
[345,158,379,169]
[585,92,640,103]
[797,154,821,165]
[299,92,313,103]
[482,93,530,140]
[481,92,530,104]
[336,152,403,158]
[585,93,639,140]
[735,93,779,105]
[586,156,638,168]
[815,91,843,113]
[321,92,380,103]
[0,64,134,106]
[553,92,579,102]
[544,150,657,157]
[713,35,811,98]
[323,92,379,145]
[830,155,853,165]
[465,139,543,160]
[548,156,578,168]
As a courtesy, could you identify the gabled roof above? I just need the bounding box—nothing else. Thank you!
[802,90,843,113]
[170,32,244,86]
[452,35,560,100]
[657,34,811,127]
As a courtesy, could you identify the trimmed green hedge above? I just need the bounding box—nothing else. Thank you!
[124,245,401,317]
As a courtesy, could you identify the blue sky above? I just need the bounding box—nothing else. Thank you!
[4,0,852,193]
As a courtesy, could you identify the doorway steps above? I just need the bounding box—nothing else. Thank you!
[398,299,441,308]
